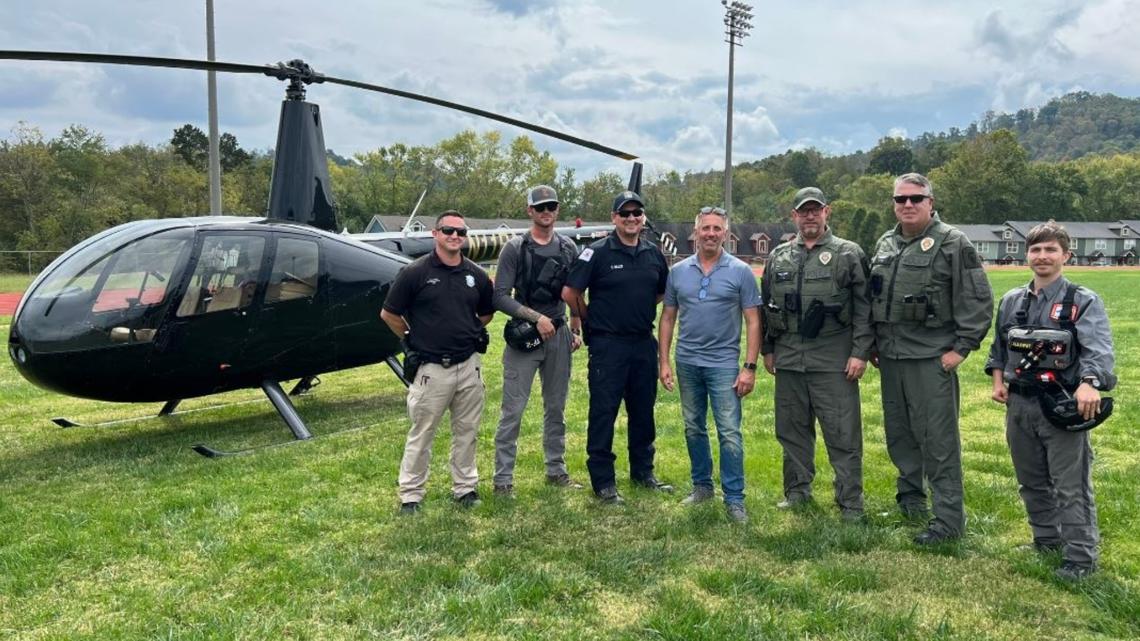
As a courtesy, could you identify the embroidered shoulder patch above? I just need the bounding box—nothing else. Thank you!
[1050,303,1079,321]
[578,248,594,262]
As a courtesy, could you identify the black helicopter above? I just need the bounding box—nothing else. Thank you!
[2,50,647,456]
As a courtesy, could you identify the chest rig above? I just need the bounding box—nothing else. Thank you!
[765,237,850,339]
[1004,283,1079,388]
[869,225,951,327]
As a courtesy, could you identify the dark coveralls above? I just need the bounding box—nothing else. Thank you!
[869,214,993,536]
[985,277,1116,568]
[565,234,669,492]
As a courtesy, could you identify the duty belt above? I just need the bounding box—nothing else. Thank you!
[421,350,474,368]
[1007,381,1040,396]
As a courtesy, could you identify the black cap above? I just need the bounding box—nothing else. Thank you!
[613,190,644,212]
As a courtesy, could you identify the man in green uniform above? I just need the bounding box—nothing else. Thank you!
[869,173,993,544]
[761,187,872,521]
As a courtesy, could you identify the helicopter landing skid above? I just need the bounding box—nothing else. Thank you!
[50,398,267,429]
[288,376,320,396]
[192,379,312,458]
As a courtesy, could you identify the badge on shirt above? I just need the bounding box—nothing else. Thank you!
[1050,303,1079,321]
[465,274,475,288]
[578,248,594,262]
[819,251,832,265]
[920,237,934,252]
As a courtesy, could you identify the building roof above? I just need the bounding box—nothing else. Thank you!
[955,224,1006,242]
[1004,220,1120,239]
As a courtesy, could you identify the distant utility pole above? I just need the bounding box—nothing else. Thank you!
[722,0,753,219]
[206,0,222,215]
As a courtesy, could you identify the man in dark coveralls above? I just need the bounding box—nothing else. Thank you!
[986,221,1115,580]
[381,210,495,514]
[562,190,672,504]
[868,173,993,544]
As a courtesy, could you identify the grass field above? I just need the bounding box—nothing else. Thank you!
[0,268,1137,640]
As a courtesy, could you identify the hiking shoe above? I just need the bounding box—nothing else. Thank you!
[595,486,625,505]
[632,476,674,493]
[455,491,482,508]
[681,486,715,505]
[776,495,811,510]
[493,484,515,498]
[546,473,584,489]
[1055,561,1096,581]
[726,503,748,523]
[913,528,959,546]
[399,502,421,515]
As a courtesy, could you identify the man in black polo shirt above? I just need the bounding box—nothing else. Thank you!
[562,190,672,504]
[381,210,495,514]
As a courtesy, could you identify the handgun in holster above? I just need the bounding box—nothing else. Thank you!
[800,299,827,339]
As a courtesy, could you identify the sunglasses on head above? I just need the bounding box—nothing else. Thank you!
[893,194,929,205]
[699,206,726,216]
[531,202,558,213]
[617,208,644,218]
[437,225,468,237]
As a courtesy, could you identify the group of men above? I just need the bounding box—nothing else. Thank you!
[380,172,1115,581]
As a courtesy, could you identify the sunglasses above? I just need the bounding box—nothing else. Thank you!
[531,202,558,213]
[795,207,825,217]
[700,206,726,216]
[617,208,645,218]
[893,194,929,205]
[698,276,711,301]
[436,226,469,237]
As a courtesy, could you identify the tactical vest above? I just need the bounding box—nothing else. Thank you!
[1004,283,1080,389]
[516,234,577,306]
[869,224,953,327]
[765,237,851,337]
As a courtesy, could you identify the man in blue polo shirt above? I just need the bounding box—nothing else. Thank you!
[658,206,762,522]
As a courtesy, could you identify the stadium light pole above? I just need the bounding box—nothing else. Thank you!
[206,0,222,215]
[722,1,753,219]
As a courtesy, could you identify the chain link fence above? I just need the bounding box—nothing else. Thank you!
[0,250,63,276]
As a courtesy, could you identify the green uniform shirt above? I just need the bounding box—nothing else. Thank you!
[761,229,873,372]
[869,214,993,359]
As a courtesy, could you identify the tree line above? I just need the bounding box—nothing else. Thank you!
[3,92,1140,261]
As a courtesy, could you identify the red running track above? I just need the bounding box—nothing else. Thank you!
[1,292,22,316]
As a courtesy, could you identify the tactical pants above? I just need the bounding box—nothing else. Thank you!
[774,370,863,513]
[493,324,573,485]
[398,355,484,503]
[880,357,965,535]
[585,335,658,492]
[1006,392,1099,567]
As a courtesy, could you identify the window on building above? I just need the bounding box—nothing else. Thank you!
[1003,229,1012,240]
[1123,227,1131,236]
[1124,239,1136,250]
[1095,239,1107,250]
[1006,241,1019,254]
[974,241,989,253]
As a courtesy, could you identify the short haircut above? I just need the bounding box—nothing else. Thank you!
[894,172,934,197]
[435,210,464,225]
[695,206,728,228]
[1026,220,1071,253]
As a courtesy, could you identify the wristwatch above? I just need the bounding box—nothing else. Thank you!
[1081,376,1101,389]
[742,362,758,371]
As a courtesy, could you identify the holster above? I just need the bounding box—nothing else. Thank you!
[800,299,826,339]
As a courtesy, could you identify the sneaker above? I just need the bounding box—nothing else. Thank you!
[546,473,584,489]
[493,484,515,498]
[1054,561,1096,581]
[595,486,625,505]
[776,495,811,510]
[399,501,421,515]
[726,503,748,523]
[681,486,715,505]
[455,491,482,508]
[632,476,674,493]
[913,528,959,546]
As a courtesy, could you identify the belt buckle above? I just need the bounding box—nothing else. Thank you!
[441,355,452,368]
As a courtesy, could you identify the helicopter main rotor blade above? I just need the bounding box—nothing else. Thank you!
[0,49,638,160]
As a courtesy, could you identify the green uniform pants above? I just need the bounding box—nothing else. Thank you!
[774,370,863,512]
[880,356,964,536]
[1006,392,1099,566]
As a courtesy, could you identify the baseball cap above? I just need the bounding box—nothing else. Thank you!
[793,187,828,210]
[527,185,559,207]
[612,190,645,212]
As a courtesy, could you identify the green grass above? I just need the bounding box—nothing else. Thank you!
[1,267,1137,640]
[0,271,35,293]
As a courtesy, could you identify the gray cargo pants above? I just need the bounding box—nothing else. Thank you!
[880,356,965,536]
[774,370,863,513]
[493,324,573,485]
[1006,392,1099,566]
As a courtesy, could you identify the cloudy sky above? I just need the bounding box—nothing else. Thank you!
[2,0,1138,180]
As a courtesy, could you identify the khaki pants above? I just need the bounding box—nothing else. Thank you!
[398,354,485,503]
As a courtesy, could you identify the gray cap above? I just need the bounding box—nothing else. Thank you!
[527,185,559,207]
[792,187,827,210]
[612,190,645,212]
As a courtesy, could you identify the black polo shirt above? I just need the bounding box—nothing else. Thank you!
[383,250,494,356]
[565,233,668,336]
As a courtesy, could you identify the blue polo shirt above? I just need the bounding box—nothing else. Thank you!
[664,250,761,367]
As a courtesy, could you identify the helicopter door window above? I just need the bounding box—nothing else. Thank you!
[177,235,266,316]
[266,238,319,303]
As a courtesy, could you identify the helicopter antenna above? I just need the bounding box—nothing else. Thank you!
[403,188,429,235]
[0,50,637,160]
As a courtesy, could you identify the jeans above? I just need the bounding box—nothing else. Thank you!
[676,361,745,505]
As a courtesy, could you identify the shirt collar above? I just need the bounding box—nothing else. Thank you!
[795,227,834,247]
[1032,275,1069,300]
